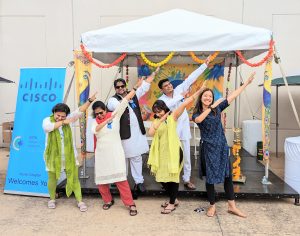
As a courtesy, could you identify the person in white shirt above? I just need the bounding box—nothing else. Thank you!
[42,93,96,212]
[107,69,158,193]
[158,56,211,190]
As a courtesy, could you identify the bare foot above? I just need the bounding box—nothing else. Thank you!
[206,205,216,217]
[228,206,246,218]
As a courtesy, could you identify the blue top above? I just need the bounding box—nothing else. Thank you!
[193,99,230,184]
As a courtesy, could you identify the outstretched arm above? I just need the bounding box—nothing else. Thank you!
[174,55,211,94]
[172,88,202,121]
[79,92,97,112]
[227,72,256,104]
[135,67,160,99]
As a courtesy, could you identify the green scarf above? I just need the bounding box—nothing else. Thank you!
[44,115,78,197]
[148,115,183,176]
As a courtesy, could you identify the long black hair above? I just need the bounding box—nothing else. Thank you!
[91,101,107,118]
[193,88,216,117]
[152,100,170,119]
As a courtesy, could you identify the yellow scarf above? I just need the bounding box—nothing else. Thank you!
[148,115,183,176]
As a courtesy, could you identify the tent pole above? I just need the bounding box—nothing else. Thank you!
[274,47,300,129]
[234,56,239,127]
[276,86,279,158]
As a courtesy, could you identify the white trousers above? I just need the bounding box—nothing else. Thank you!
[125,155,144,184]
[181,139,191,183]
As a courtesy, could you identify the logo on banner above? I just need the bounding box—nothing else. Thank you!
[4,68,66,196]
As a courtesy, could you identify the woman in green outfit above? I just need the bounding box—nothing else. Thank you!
[42,93,96,212]
[148,88,202,214]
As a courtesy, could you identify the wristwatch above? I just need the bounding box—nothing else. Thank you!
[88,98,93,103]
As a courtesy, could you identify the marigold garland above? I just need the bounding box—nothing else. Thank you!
[235,40,274,67]
[80,44,127,69]
[189,51,219,64]
[140,52,174,67]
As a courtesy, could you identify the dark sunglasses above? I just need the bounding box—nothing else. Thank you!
[115,85,125,89]
[95,111,104,116]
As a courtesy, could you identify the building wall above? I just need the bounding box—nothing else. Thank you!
[0,0,299,152]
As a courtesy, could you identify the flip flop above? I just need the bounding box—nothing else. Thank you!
[161,207,176,214]
[48,200,56,209]
[77,202,88,212]
[161,200,179,208]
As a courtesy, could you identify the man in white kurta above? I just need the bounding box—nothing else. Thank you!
[158,62,208,189]
[107,78,152,192]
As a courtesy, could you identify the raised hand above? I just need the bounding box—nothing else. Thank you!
[245,72,256,85]
[89,92,97,102]
[205,55,212,65]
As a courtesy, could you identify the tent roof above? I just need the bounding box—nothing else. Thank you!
[259,75,300,87]
[81,9,272,66]
[0,77,14,83]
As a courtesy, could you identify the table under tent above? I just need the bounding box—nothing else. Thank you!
[61,9,299,204]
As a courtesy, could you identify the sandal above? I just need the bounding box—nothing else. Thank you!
[129,205,138,216]
[102,200,114,210]
[48,200,56,209]
[184,182,196,190]
[77,201,88,212]
[161,205,176,214]
[161,200,179,208]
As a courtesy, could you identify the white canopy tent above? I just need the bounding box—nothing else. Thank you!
[80,9,281,184]
[81,9,272,66]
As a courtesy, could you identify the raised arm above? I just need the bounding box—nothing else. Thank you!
[79,92,97,112]
[136,67,159,99]
[172,88,202,121]
[148,111,169,137]
[227,72,256,104]
[174,55,210,94]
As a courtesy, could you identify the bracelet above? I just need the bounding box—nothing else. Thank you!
[88,98,93,103]
[133,87,137,91]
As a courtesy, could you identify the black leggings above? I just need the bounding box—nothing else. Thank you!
[161,182,179,204]
[206,175,235,205]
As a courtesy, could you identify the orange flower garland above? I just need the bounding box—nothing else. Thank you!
[189,51,219,64]
[80,44,127,69]
[235,40,275,67]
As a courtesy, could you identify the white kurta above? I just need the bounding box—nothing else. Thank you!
[107,81,150,158]
[159,63,207,140]
[42,109,83,171]
[92,99,129,185]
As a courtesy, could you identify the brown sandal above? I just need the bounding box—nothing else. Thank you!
[129,205,138,216]
[161,206,176,214]
[184,182,196,190]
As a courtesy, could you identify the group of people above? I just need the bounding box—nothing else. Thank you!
[43,54,256,217]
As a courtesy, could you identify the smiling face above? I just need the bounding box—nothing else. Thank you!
[153,108,166,119]
[161,81,174,95]
[201,90,214,107]
[114,81,126,96]
[54,111,67,122]
[94,107,107,120]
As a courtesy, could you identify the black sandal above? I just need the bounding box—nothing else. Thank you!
[102,200,114,210]
[129,205,138,216]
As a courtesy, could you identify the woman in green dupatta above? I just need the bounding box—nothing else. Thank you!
[147,88,203,214]
[43,93,96,212]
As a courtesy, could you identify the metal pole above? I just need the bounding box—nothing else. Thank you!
[274,46,300,129]
[276,86,279,158]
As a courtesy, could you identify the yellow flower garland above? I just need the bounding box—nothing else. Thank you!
[140,52,174,67]
[189,51,219,64]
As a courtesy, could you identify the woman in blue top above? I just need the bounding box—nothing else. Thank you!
[192,72,255,218]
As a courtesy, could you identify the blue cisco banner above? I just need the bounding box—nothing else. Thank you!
[4,68,66,196]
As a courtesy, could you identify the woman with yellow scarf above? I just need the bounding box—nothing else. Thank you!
[148,88,202,214]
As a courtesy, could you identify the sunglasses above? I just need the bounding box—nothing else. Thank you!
[95,111,105,116]
[115,85,125,89]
